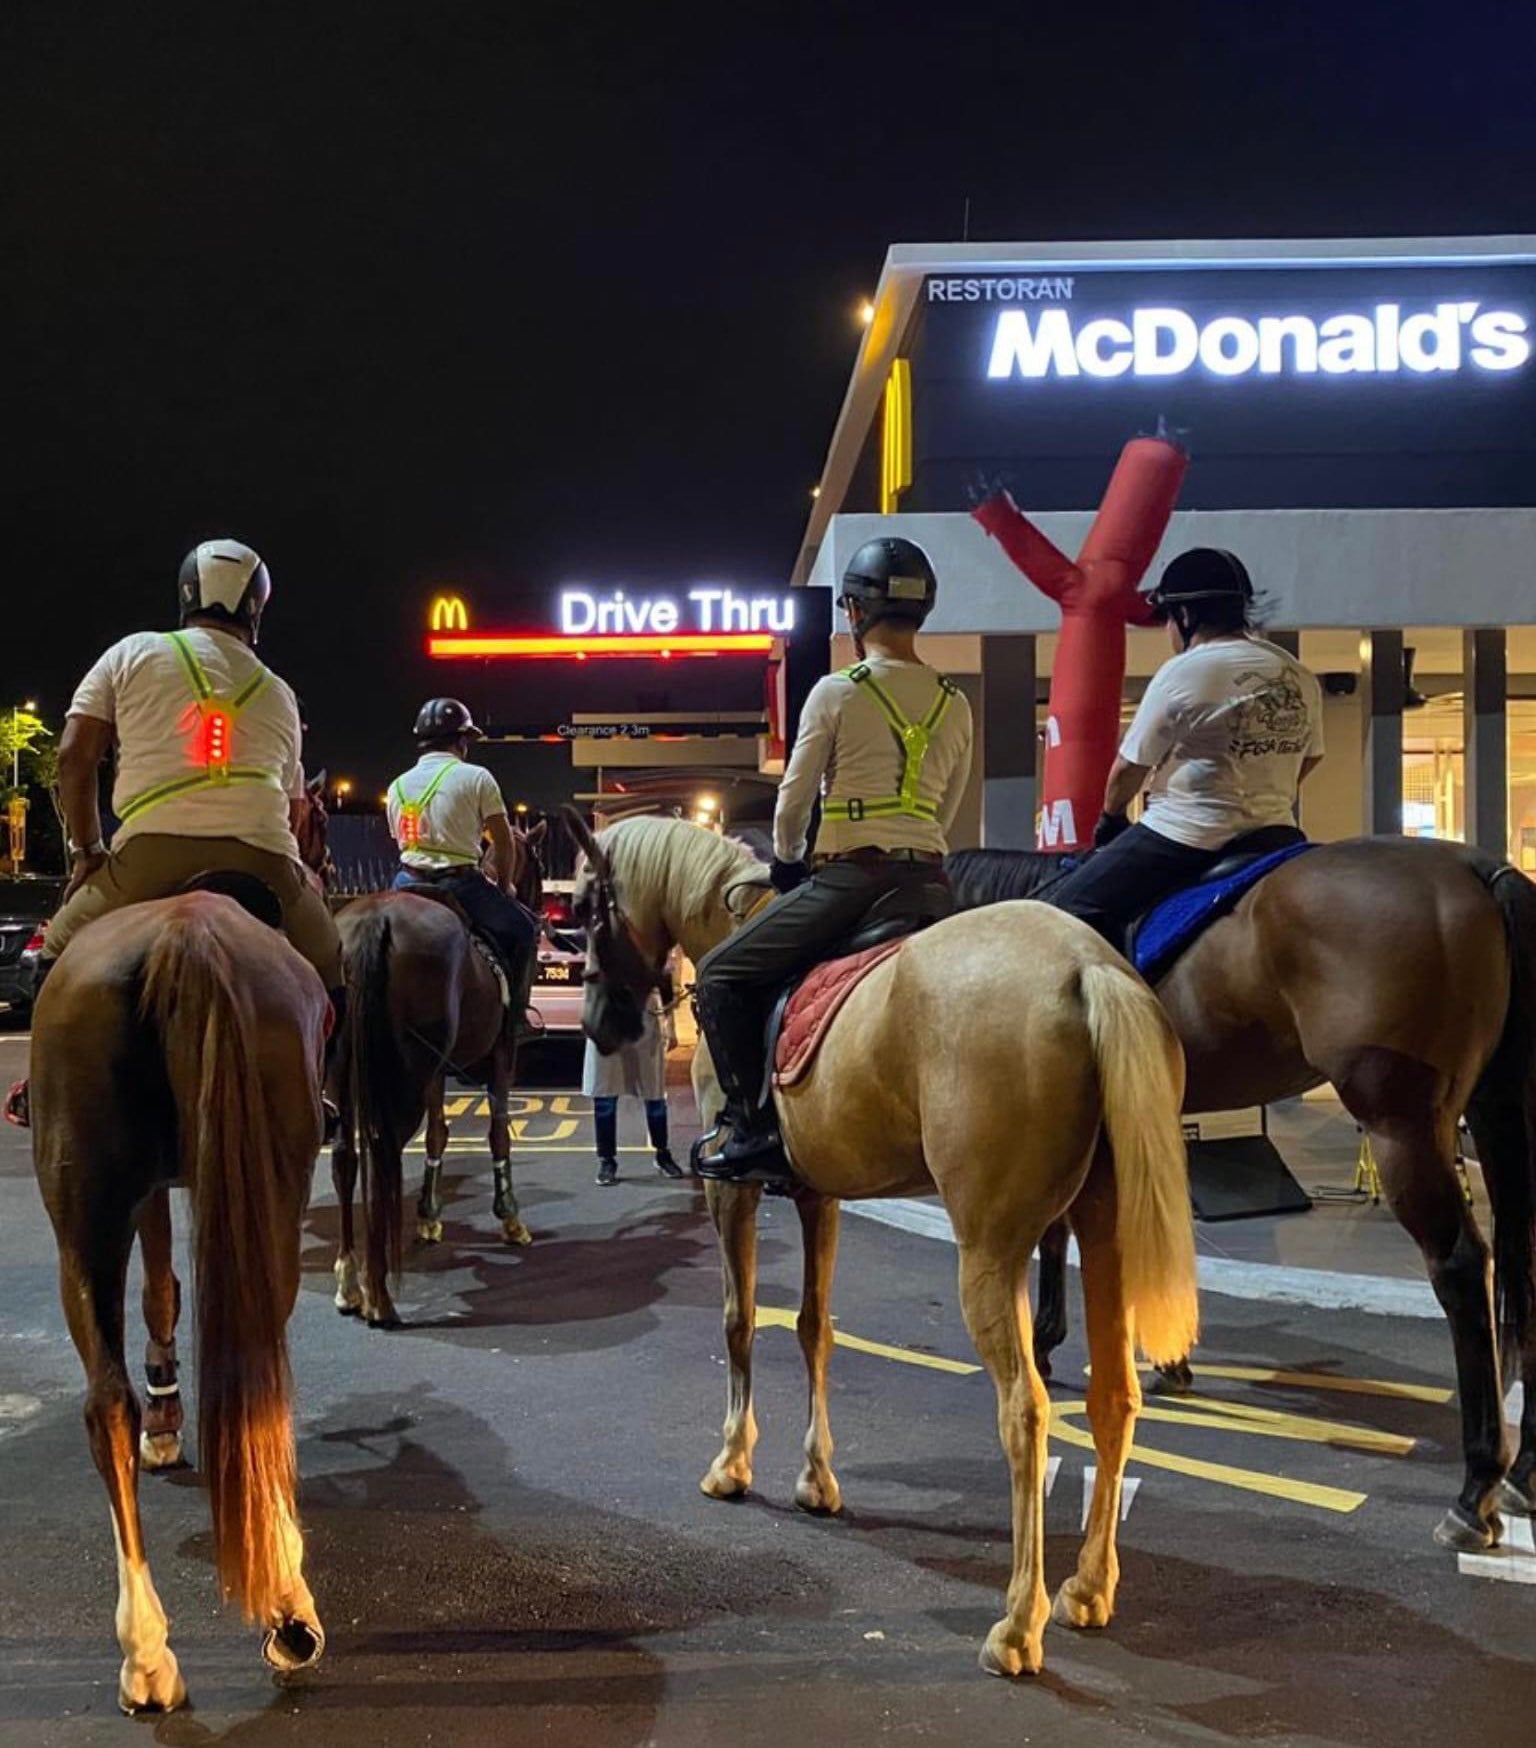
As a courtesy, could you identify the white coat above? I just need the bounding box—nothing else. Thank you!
[582,990,668,1100]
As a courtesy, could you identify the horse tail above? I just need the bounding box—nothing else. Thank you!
[342,907,404,1293]
[1080,961,1199,1367]
[141,907,297,1623]
[1471,868,1536,1359]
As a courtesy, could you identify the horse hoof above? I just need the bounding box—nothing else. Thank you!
[417,1218,444,1244]
[333,1260,363,1315]
[794,1474,844,1516]
[1434,1504,1502,1551]
[1150,1361,1194,1397]
[1052,1580,1111,1630]
[700,1464,751,1500]
[365,1307,403,1331]
[263,1615,326,1673]
[978,1621,1042,1679]
[1495,1476,1536,1517]
[119,1652,187,1715]
[139,1429,184,1470]
[502,1218,533,1247]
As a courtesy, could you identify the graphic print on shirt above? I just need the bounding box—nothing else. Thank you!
[1226,667,1313,763]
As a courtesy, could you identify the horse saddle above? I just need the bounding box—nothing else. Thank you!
[1130,827,1315,984]
[766,879,952,1093]
[397,881,516,1008]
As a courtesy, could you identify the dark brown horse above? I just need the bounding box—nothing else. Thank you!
[947,837,1536,1552]
[329,825,544,1326]
[30,892,329,1712]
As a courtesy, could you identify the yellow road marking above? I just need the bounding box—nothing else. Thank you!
[1050,1403,1367,1514]
[1138,1361,1452,1406]
[1131,1395,1415,1457]
[755,1305,982,1375]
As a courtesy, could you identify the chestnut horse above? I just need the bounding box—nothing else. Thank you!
[572,813,1197,1679]
[328,823,544,1326]
[947,837,1536,1552]
[30,892,329,1713]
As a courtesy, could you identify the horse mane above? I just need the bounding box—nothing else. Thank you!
[597,816,767,945]
[945,847,1072,910]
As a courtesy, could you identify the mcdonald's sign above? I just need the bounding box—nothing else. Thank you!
[430,594,470,632]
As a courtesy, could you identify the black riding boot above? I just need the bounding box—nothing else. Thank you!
[3,956,57,1128]
[691,980,791,1184]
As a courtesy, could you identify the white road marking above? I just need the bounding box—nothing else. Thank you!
[0,1393,43,1440]
[845,1198,1441,1319]
[1081,1466,1141,1529]
[1044,1454,1060,1498]
[1459,1516,1536,1585]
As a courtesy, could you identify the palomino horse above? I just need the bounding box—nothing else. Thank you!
[329,823,544,1326]
[30,891,329,1712]
[570,814,1197,1679]
[947,837,1536,1551]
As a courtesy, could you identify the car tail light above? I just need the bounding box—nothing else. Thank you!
[25,931,46,953]
[543,898,573,925]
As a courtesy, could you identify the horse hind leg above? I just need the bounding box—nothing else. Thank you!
[792,1189,843,1515]
[1055,1146,1139,1632]
[137,1188,184,1469]
[701,1179,764,1499]
[488,1053,531,1246]
[417,1073,448,1244]
[1033,1217,1070,1380]
[956,1238,1052,1678]
[60,1211,186,1712]
[1363,1114,1507,1548]
[330,1101,363,1315]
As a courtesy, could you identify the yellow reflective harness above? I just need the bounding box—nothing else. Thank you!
[117,632,282,823]
[391,761,478,863]
[820,662,959,825]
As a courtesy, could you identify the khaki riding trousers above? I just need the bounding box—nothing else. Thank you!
[43,832,344,990]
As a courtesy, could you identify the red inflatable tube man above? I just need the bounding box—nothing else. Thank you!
[972,436,1188,850]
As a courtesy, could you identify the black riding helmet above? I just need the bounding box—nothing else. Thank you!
[1145,548,1253,615]
[839,538,938,629]
[413,697,484,745]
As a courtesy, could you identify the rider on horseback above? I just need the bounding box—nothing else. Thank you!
[1046,547,1325,951]
[4,540,346,1127]
[694,537,973,1183]
[387,698,538,990]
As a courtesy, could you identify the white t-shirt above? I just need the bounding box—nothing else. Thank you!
[1121,637,1325,851]
[774,656,974,862]
[70,627,303,859]
[389,752,507,869]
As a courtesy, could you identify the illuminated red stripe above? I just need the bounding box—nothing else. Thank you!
[427,633,776,659]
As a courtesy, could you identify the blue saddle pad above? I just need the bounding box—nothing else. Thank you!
[1133,843,1316,983]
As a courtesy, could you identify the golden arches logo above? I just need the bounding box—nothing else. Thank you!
[430,594,469,632]
[881,358,912,515]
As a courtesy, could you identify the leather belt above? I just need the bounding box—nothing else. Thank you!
[818,847,945,867]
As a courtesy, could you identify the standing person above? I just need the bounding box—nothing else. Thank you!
[386,699,538,986]
[1045,547,1325,950]
[693,537,973,1183]
[583,983,683,1186]
[5,539,345,1127]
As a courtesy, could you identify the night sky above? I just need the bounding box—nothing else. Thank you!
[5,1,1535,809]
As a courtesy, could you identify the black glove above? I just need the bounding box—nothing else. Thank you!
[770,858,811,894]
[1092,812,1131,849]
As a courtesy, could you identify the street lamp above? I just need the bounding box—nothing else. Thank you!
[858,299,875,327]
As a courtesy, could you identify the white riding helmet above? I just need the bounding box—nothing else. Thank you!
[177,539,272,642]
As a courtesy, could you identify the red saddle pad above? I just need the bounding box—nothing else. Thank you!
[773,939,906,1090]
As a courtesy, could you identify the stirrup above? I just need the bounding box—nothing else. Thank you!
[695,1118,792,1185]
[4,1079,30,1129]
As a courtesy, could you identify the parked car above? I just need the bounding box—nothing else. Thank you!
[528,880,585,1037]
[0,877,64,1019]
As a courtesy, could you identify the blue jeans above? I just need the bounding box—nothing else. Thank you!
[393,866,538,975]
[594,1096,669,1159]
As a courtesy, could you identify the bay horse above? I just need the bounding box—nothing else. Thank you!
[947,837,1536,1552]
[570,813,1197,1679]
[30,891,329,1713]
[329,823,544,1327]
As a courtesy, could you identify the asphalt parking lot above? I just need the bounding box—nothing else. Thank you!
[1,1022,1531,1747]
